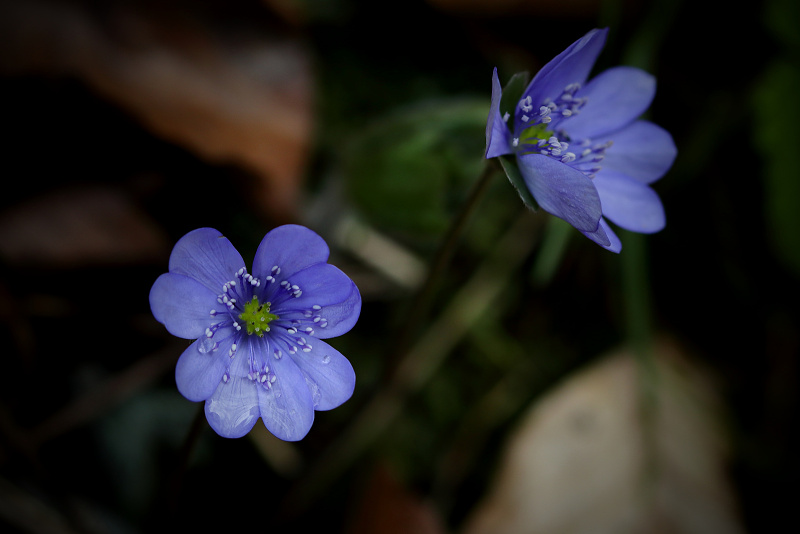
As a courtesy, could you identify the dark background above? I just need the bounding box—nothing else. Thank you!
[0,0,797,533]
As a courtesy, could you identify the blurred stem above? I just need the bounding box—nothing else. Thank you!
[434,225,577,508]
[167,404,205,514]
[598,0,622,44]
[388,159,500,367]
[621,0,683,72]
[530,217,572,287]
[621,231,653,356]
[620,231,659,491]
[615,0,682,502]
[283,209,541,515]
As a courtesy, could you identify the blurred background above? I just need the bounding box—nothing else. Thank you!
[0,0,797,533]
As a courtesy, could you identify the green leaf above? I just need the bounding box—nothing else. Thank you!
[499,71,529,120]
[752,59,800,276]
[765,0,800,50]
[344,99,488,237]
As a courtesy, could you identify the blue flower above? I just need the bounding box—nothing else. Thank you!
[486,28,677,252]
[149,225,361,440]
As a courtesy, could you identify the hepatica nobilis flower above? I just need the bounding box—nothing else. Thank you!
[149,225,361,440]
[485,28,677,252]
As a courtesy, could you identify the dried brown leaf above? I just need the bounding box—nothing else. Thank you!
[0,186,169,267]
[349,464,447,534]
[462,340,746,534]
[0,1,312,220]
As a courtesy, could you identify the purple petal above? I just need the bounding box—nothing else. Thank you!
[168,228,245,294]
[595,121,677,184]
[306,282,361,339]
[204,347,260,438]
[290,338,355,411]
[518,153,602,232]
[580,217,622,253]
[175,328,238,402]
[269,263,357,316]
[257,345,315,441]
[149,273,221,339]
[594,170,665,233]
[521,29,608,123]
[563,67,656,139]
[252,225,330,281]
[485,68,513,158]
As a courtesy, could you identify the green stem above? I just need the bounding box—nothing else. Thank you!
[282,203,541,517]
[620,230,659,497]
[166,404,205,516]
[388,159,500,366]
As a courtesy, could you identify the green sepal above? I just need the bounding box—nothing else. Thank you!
[499,71,530,122]
[498,155,539,212]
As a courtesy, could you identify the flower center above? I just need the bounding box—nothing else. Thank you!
[238,296,278,337]
[510,83,612,179]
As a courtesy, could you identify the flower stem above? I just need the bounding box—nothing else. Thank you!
[166,403,205,515]
[620,230,660,501]
[387,158,500,369]
[282,206,543,516]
